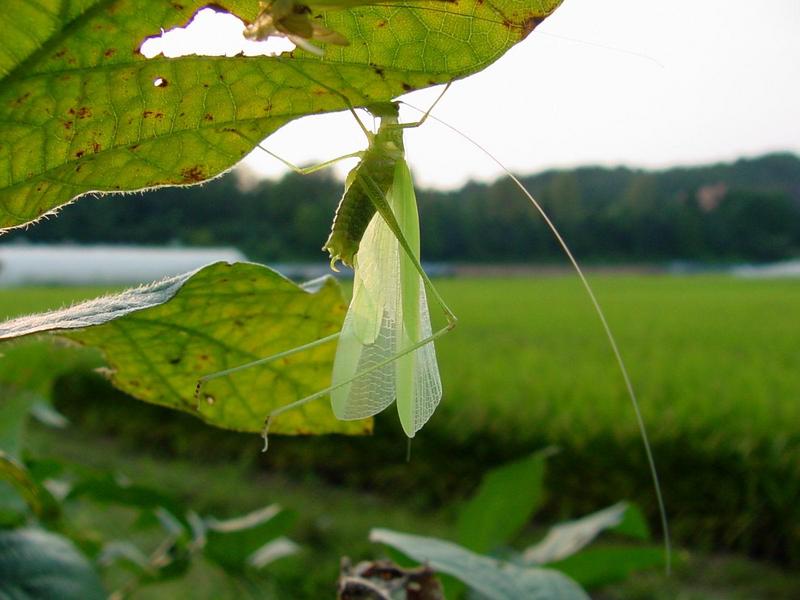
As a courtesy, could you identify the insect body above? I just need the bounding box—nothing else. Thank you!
[331,134,444,437]
[197,96,456,441]
[324,102,403,268]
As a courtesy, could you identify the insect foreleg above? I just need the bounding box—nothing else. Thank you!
[258,144,364,176]
[395,82,451,130]
[230,128,365,175]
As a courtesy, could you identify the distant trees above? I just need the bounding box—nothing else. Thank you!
[10,153,800,264]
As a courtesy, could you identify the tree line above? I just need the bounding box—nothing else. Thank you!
[10,153,800,264]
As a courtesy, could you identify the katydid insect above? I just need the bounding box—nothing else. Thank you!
[197,87,456,441]
[196,83,671,571]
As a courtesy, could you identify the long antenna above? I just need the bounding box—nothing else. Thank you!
[403,101,671,573]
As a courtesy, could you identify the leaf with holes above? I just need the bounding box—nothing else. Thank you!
[0,262,367,435]
[0,0,562,231]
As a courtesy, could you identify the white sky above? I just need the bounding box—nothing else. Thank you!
[146,0,800,189]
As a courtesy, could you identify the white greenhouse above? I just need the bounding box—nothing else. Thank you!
[0,244,247,286]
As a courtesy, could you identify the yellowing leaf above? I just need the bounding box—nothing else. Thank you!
[0,262,368,436]
[0,0,562,231]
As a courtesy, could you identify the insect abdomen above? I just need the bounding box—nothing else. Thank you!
[323,152,395,268]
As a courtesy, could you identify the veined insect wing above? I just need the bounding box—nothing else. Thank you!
[390,160,441,437]
[330,204,400,421]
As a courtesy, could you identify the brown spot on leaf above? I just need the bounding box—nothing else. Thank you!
[377,19,387,28]
[63,120,73,130]
[520,15,545,39]
[92,141,101,153]
[372,64,385,78]
[181,165,205,182]
[54,48,67,58]
[75,150,85,158]
[104,48,116,57]
[172,2,185,9]
[11,92,31,106]
[203,113,214,121]
[72,106,91,119]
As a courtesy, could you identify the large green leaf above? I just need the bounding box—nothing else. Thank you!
[0,262,368,435]
[456,450,548,554]
[0,528,106,600]
[370,528,589,600]
[0,0,562,231]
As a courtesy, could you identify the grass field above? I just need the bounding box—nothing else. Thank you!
[2,274,800,596]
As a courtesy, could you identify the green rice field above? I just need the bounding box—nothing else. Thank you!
[2,274,800,596]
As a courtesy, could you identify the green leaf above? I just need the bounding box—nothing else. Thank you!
[548,545,665,589]
[204,504,296,572]
[370,528,588,600]
[523,502,635,565]
[0,389,65,525]
[0,528,105,600]
[0,388,38,458]
[0,262,368,435]
[0,452,61,523]
[0,0,562,231]
[457,450,549,554]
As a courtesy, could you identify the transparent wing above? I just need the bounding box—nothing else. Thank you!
[331,159,442,434]
[330,210,400,420]
[408,283,442,434]
[391,160,442,437]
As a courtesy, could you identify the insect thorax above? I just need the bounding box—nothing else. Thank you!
[323,110,405,268]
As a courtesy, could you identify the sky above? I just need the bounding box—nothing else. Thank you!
[146,0,800,189]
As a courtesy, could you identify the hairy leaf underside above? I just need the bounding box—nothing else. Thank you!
[0,0,562,231]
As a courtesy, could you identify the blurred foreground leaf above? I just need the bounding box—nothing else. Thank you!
[523,502,640,565]
[370,528,588,600]
[457,449,548,554]
[204,504,297,571]
[0,452,60,524]
[0,262,368,435]
[0,0,562,231]
[0,528,105,600]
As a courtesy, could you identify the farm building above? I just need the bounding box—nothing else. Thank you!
[0,244,247,286]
